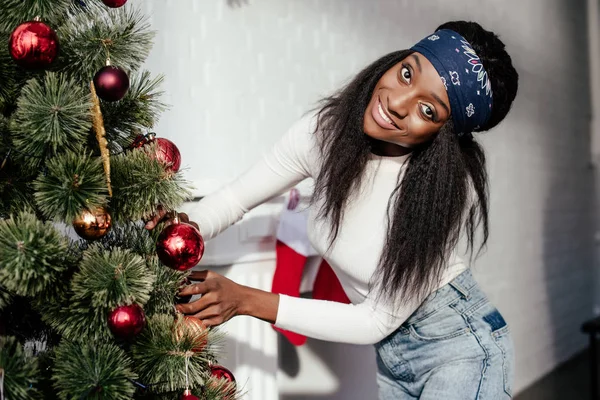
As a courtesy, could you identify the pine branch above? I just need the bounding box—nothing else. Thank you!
[11,72,92,165]
[204,378,241,400]
[71,244,156,310]
[131,314,214,394]
[38,287,113,341]
[52,339,137,400]
[41,245,154,341]
[0,32,22,114]
[102,71,167,152]
[110,145,192,221]
[57,7,154,82]
[144,256,188,318]
[33,150,108,222]
[0,0,72,32]
[1,291,64,346]
[0,117,38,218]
[0,211,70,297]
[93,221,156,257]
[0,336,40,400]
[0,286,12,310]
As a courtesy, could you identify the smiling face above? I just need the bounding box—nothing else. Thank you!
[363,52,451,152]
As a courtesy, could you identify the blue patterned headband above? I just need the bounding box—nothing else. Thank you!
[410,29,493,136]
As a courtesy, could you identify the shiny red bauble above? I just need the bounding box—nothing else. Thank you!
[108,304,146,339]
[129,134,182,173]
[154,137,181,173]
[93,65,130,102]
[156,222,204,271]
[9,21,59,69]
[210,365,236,383]
[180,389,199,400]
[102,0,128,7]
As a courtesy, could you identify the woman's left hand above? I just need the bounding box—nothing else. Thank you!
[175,270,248,327]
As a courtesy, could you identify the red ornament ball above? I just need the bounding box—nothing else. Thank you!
[154,137,182,173]
[180,389,200,400]
[108,304,146,339]
[93,65,130,102]
[156,222,204,271]
[210,365,236,383]
[102,0,128,7]
[9,21,59,69]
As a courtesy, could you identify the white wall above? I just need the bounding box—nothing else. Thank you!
[134,0,596,398]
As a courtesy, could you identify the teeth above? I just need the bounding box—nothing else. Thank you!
[378,103,393,125]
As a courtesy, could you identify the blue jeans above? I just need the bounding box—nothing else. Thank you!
[375,269,515,399]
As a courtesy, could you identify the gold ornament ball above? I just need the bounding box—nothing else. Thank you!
[73,207,112,240]
[173,315,209,352]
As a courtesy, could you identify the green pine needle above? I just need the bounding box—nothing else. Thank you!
[0,0,72,32]
[0,286,12,310]
[33,150,108,222]
[52,339,136,400]
[131,314,215,394]
[71,244,155,309]
[58,7,154,82]
[0,31,21,112]
[0,211,70,297]
[0,117,38,218]
[41,295,113,341]
[11,72,92,162]
[94,221,157,257]
[102,71,167,151]
[144,256,188,318]
[204,377,242,400]
[0,336,40,400]
[110,144,192,221]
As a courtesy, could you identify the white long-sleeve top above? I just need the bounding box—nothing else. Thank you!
[192,112,468,345]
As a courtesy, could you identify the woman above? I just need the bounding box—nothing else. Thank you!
[147,20,519,399]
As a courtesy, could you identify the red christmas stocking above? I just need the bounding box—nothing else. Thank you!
[312,259,351,304]
[271,240,308,346]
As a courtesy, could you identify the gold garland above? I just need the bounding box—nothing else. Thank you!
[90,81,112,197]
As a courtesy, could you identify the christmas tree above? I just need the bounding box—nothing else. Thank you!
[0,1,238,399]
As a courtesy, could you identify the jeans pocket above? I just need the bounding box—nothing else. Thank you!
[375,332,415,382]
[491,322,514,397]
[408,306,470,341]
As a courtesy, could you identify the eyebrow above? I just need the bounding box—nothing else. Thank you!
[431,92,450,116]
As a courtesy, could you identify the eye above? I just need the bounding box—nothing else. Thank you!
[419,102,436,121]
[400,65,411,84]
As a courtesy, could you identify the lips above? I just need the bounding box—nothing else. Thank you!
[371,97,396,130]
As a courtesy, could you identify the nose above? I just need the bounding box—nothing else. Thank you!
[387,88,411,120]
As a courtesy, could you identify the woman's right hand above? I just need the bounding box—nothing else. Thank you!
[144,204,200,231]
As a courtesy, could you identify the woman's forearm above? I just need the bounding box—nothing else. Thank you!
[240,286,280,324]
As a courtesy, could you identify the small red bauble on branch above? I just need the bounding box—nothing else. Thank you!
[102,0,128,8]
[93,61,130,102]
[210,365,236,383]
[130,133,182,173]
[156,218,204,271]
[108,303,146,339]
[9,20,59,69]
[180,389,200,400]
[154,137,182,173]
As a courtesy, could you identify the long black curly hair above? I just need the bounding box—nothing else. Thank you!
[311,20,519,306]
